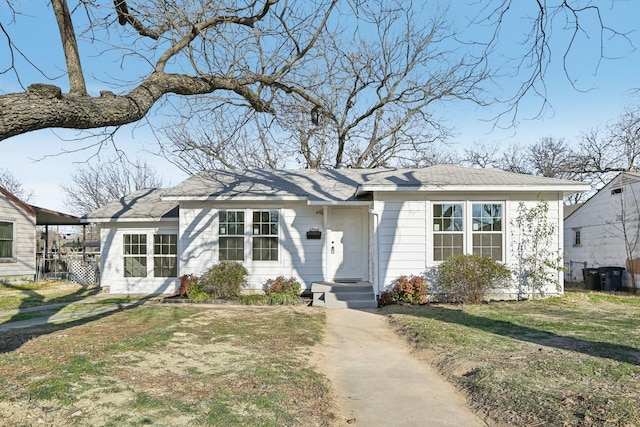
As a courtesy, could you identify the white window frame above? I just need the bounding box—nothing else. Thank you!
[153,233,178,277]
[0,220,15,261]
[430,201,505,263]
[216,208,281,264]
[123,233,147,277]
[573,228,581,247]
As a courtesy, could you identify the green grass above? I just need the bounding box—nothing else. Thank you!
[387,292,640,426]
[0,280,99,310]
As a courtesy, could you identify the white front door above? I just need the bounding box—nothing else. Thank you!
[328,208,367,281]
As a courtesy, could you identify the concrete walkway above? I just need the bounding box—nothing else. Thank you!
[0,295,152,332]
[315,308,486,427]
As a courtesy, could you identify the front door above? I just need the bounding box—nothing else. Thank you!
[328,208,367,281]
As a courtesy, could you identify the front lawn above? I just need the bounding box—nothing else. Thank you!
[0,305,336,426]
[386,292,640,426]
[0,280,99,311]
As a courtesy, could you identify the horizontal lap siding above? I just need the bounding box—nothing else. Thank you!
[565,185,632,271]
[0,197,36,279]
[373,191,565,297]
[376,197,427,288]
[179,201,324,291]
[100,223,179,294]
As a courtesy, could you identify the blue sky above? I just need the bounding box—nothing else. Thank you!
[1,1,639,213]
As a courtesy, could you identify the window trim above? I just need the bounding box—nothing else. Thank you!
[123,233,148,278]
[252,210,279,262]
[153,233,178,277]
[0,220,15,261]
[430,201,505,263]
[219,210,246,261]
[573,228,581,247]
[432,203,464,261]
[216,208,281,264]
[471,202,504,261]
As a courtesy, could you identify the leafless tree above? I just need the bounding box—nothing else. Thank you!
[0,168,34,202]
[0,1,631,158]
[0,0,337,141]
[60,157,163,215]
[574,107,640,183]
[160,1,489,170]
[473,1,634,127]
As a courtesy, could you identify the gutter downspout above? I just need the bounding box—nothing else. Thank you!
[369,208,381,297]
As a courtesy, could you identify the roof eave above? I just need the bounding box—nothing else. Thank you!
[81,217,179,224]
[356,184,591,195]
[161,195,309,201]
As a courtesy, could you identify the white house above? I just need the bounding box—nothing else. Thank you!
[1,186,81,282]
[564,171,640,290]
[83,166,588,304]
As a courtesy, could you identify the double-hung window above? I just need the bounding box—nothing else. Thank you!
[472,203,503,261]
[123,234,147,277]
[154,234,177,277]
[432,202,504,262]
[0,221,13,259]
[252,210,279,261]
[433,204,463,261]
[219,211,245,261]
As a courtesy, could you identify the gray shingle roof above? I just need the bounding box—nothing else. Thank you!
[162,165,588,202]
[83,188,179,221]
[84,165,590,221]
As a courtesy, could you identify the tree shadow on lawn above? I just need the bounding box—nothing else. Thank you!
[403,306,640,366]
[0,284,154,354]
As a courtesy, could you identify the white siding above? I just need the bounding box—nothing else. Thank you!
[564,175,639,286]
[179,201,325,291]
[0,196,36,280]
[372,191,566,298]
[99,222,179,294]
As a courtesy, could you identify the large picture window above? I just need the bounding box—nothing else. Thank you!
[123,234,147,277]
[154,234,177,277]
[252,210,279,261]
[0,221,13,259]
[472,203,503,261]
[219,211,245,261]
[433,204,463,261]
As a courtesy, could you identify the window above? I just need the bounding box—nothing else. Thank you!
[154,234,177,277]
[123,234,147,277]
[219,211,245,261]
[573,228,581,246]
[0,221,13,259]
[611,187,623,195]
[472,203,503,261]
[252,210,279,261]
[433,204,463,261]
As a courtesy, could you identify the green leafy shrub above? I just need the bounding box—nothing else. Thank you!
[379,274,428,306]
[264,276,301,297]
[197,262,248,299]
[437,254,511,303]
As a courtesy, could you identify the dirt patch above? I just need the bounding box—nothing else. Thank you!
[0,304,337,426]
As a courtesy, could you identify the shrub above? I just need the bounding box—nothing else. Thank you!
[197,262,248,299]
[176,274,198,297]
[379,274,428,306]
[437,254,511,303]
[264,276,301,297]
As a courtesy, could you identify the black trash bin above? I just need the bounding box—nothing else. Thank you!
[598,267,625,291]
[583,268,600,290]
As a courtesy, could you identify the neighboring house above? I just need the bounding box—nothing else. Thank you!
[84,165,588,300]
[564,171,640,289]
[0,186,80,282]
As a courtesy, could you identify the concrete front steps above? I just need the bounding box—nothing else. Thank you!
[311,281,378,309]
